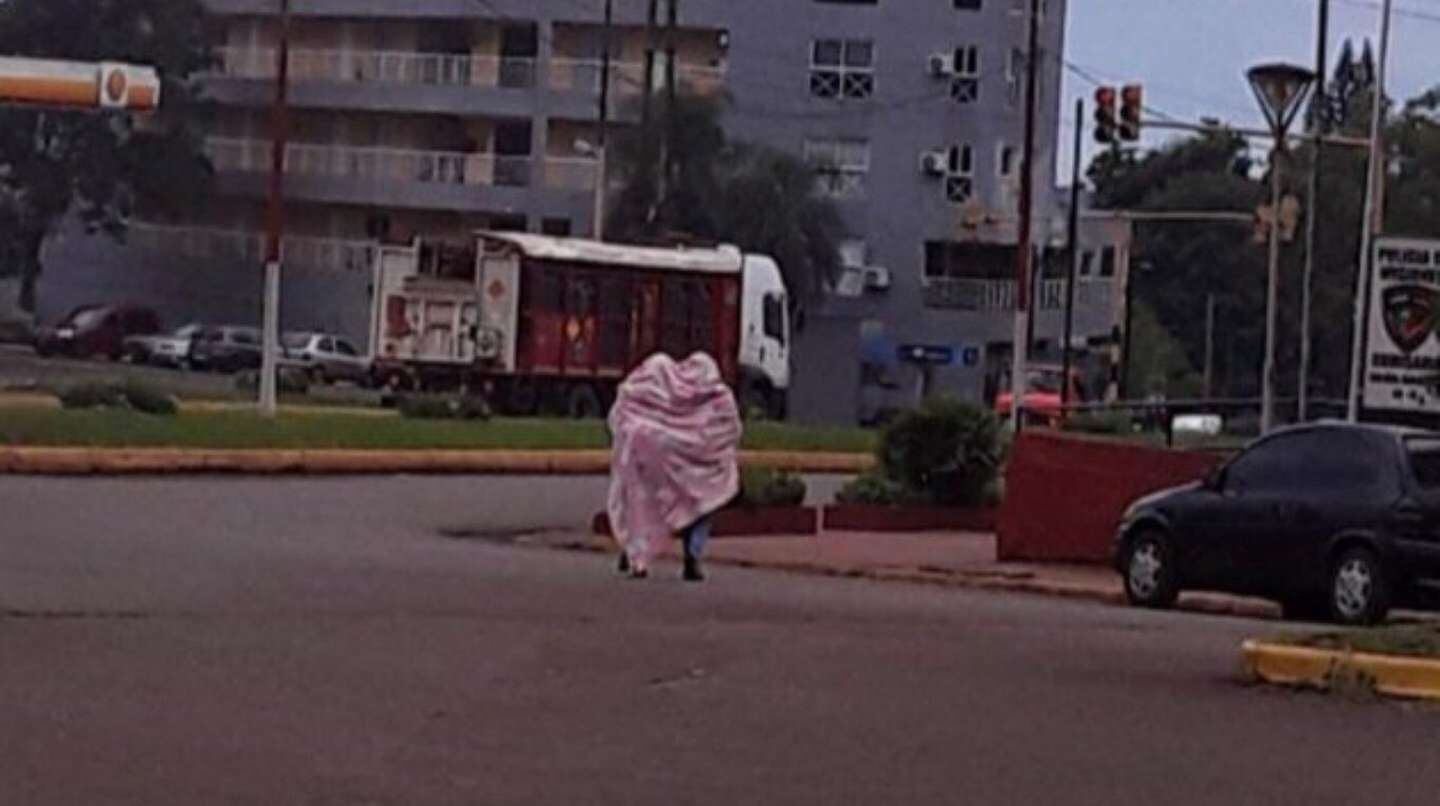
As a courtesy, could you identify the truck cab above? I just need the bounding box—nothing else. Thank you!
[739,254,790,419]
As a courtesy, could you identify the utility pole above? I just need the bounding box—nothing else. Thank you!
[1347,0,1393,422]
[1204,293,1217,398]
[1010,0,1042,430]
[260,0,291,417]
[661,0,679,230]
[1299,0,1330,423]
[593,0,613,241]
[1061,98,1083,413]
[640,0,659,230]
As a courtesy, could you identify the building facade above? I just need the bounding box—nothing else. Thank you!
[39,0,1129,424]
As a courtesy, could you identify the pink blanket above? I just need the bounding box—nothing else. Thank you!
[606,353,743,569]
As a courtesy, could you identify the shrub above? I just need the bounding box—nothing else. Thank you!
[734,466,807,508]
[835,472,910,506]
[234,368,311,396]
[57,381,178,416]
[397,393,492,421]
[877,398,1003,508]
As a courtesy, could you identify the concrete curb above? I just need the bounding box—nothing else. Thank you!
[1242,640,1440,701]
[0,447,873,476]
[541,537,1277,620]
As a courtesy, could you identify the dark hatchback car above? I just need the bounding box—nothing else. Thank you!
[1115,422,1440,626]
[35,304,161,360]
[190,325,262,373]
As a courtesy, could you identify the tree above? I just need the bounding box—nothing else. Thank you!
[607,92,844,303]
[0,0,214,312]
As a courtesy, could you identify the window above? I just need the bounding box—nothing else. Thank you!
[335,339,359,357]
[233,329,260,346]
[1099,246,1117,277]
[1078,250,1095,277]
[951,46,980,103]
[319,337,335,353]
[997,144,1015,178]
[803,137,870,199]
[1006,48,1024,106]
[810,39,874,100]
[944,144,974,204]
[817,0,879,3]
[955,0,983,8]
[541,217,572,236]
[763,293,786,345]
[1224,437,1305,494]
[1228,433,1389,496]
[1408,438,1440,489]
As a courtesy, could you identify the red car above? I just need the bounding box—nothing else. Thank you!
[35,305,162,360]
[994,364,1085,426]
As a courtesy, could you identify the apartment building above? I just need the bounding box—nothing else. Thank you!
[39,0,1129,424]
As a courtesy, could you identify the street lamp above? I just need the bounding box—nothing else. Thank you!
[575,138,607,242]
[1247,62,1315,433]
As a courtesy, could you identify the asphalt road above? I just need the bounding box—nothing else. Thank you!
[4,476,1440,805]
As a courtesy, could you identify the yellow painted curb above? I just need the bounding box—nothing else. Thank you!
[0,447,873,476]
[1242,639,1440,701]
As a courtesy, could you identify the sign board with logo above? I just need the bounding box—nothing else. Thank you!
[1364,237,1440,412]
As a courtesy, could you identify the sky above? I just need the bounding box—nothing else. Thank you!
[1058,0,1440,179]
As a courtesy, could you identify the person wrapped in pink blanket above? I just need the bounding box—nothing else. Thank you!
[606,352,743,581]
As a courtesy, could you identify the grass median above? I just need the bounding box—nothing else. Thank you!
[0,407,877,453]
[1274,623,1440,660]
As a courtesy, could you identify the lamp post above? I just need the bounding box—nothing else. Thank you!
[260,0,292,417]
[1247,62,1316,433]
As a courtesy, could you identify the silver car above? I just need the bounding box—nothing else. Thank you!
[123,323,203,369]
[282,332,370,385]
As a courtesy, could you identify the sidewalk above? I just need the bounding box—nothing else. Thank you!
[533,530,1281,621]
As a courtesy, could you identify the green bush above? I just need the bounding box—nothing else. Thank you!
[877,398,1003,508]
[56,381,177,416]
[835,471,910,506]
[734,466,807,508]
[234,368,311,396]
[397,393,492,421]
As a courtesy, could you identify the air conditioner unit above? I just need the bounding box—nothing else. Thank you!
[863,266,892,291]
[927,52,956,77]
[919,151,948,177]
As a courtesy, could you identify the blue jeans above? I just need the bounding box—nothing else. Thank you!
[683,516,712,560]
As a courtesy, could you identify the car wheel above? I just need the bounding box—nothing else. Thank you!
[566,383,603,419]
[1122,530,1180,609]
[1330,547,1391,626]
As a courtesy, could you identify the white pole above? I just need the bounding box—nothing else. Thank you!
[1347,0,1392,422]
[593,145,607,241]
[1261,154,1282,433]
[259,259,280,416]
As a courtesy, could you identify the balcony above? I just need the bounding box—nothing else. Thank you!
[207,47,726,119]
[923,278,1117,314]
[127,222,376,273]
[204,137,597,213]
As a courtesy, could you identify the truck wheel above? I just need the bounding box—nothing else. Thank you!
[507,379,539,417]
[567,384,603,419]
[742,383,772,421]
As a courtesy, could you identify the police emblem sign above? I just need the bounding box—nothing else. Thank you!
[1365,237,1440,412]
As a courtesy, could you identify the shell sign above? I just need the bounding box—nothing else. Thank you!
[0,56,159,112]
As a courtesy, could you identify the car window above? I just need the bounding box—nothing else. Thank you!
[283,334,310,350]
[334,339,359,357]
[1227,431,1389,495]
[69,308,108,329]
[231,330,259,346]
[175,324,202,338]
[762,294,785,345]
[1407,438,1440,490]
[319,337,335,353]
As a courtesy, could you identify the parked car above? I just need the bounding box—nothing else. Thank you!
[283,332,370,385]
[123,323,204,369]
[994,364,1087,427]
[35,304,161,360]
[190,325,262,373]
[1115,422,1440,626]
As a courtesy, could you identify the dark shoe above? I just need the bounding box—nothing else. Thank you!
[617,553,631,574]
[683,556,705,582]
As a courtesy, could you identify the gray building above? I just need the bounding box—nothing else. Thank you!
[40,0,1129,424]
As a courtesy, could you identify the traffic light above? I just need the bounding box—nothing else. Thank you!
[1120,84,1143,142]
[1094,86,1118,144]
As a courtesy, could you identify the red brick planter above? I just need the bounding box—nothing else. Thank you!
[822,504,997,533]
[592,507,819,538]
